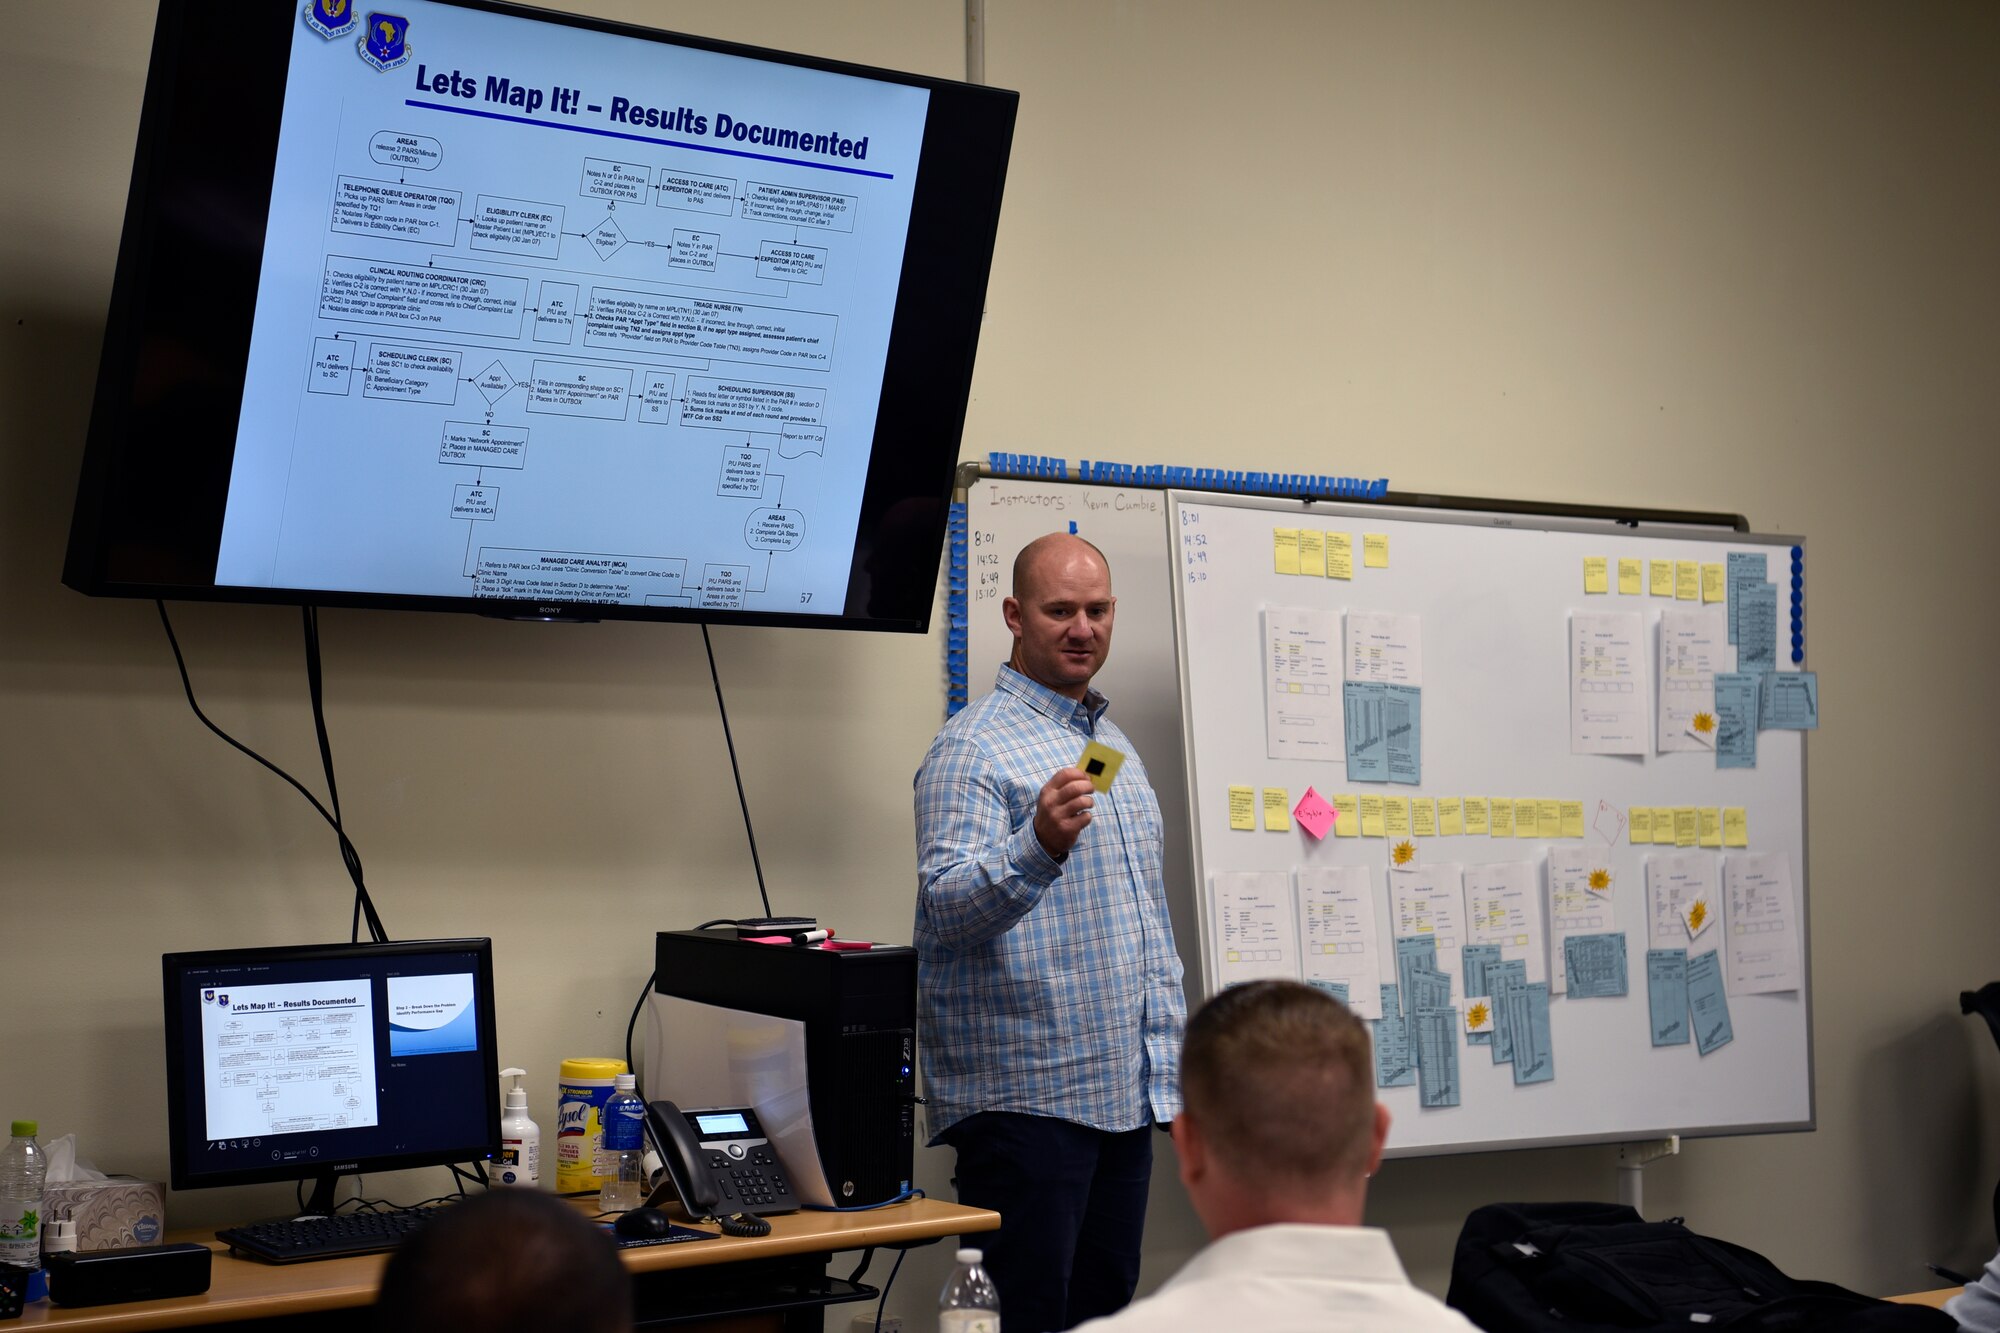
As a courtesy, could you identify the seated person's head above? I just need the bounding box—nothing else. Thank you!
[374,1188,632,1333]
[1173,979,1389,1234]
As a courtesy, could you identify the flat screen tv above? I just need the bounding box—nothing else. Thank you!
[161,938,501,1214]
[65,0,1016,631]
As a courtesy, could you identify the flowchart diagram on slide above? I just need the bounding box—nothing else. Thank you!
[278,123,900,610]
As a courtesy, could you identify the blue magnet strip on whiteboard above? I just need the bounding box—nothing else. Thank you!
[945,500,970,717]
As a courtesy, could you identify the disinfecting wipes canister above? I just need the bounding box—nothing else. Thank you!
[555,1056,628,1194]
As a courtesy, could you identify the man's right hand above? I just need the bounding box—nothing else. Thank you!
[1033,767,1096,860]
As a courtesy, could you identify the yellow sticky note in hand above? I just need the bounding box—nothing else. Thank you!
[1701,563,1725,603]
[1649,559,1674,596]
[1363,533,1389,568]
[1228,785,1256,831]
[1723,807,1749,847]
[1079,740,1126,793]
[1584,557,1609,594]
[1333,793,1359,837]
[1262,788,1291,831]
[1629,807,1653,844]
[1618,558,1643,595]
[1327,533,1354,580]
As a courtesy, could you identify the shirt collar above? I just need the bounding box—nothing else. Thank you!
[1166,1223,1410,1290]
[993,663,1109,729]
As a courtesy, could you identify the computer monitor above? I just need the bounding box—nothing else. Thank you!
[162,939,501,1215]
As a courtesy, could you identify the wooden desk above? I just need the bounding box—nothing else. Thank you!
[1885,1286,1959,1309]
[15,1199,997,1331]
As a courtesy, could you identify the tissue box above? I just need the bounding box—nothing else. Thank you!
[42,1178,166,1251]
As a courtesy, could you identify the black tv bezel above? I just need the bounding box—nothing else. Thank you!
[64,0,1017,633]
[160,937,503,1198]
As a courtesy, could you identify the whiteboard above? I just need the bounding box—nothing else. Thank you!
[1166,490,1812,1155]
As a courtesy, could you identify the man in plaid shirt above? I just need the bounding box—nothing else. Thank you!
[915,533,1187,1333]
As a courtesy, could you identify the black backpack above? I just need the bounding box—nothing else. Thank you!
[1446,1202,1955,1332]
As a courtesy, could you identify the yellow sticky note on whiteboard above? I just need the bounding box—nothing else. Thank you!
[1384,798,1412,838]
[1675,561,1700,600]
[1463,797,1490,836]
[1537,799,1562,839]
[1698,807,1723,847]
[1489,799,1514,838]
[1326,533,1354,580]
[1228,786,1256,831]
[1618,558,1643,595]
[1333,793,1359,837]
[1359,794,1386,838]
[1363,533,1390,568]
[1273,529,1301,575]
[1584,557,1609,594]
[1559,800,1585,839]
[1296,529,1326,577]
[1649,560,1674,596]
[1437,797,1464,836]
[1673,807,1698,846]
[1412,799,1438,837]
[1263,788,1291,831]
[1723,807,1749,847]
[1652,808,1676,845]
[1629,807,1653,843]
[1701,563,1725,603]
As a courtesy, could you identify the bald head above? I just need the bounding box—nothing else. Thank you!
[1011,532,1111,602]
[1003,533,1116,700]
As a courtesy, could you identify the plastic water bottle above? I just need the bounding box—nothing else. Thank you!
[938,1246,1000,1333]
[0,1122,46,1275]
[598,1074,646,1212]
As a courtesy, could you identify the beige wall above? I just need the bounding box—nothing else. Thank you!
[4,0,1997,1321]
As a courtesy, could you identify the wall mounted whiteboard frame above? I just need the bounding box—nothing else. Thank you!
[1166,489,1811,1156]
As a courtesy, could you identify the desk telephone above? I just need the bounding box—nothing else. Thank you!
[645,1101,800,1237]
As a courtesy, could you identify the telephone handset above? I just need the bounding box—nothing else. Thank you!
[644,1101,798,1237]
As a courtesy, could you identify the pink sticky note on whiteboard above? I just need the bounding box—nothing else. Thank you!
[1293,787,1337,841]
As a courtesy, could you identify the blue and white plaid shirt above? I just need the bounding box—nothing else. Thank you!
[914,665,1186,1141]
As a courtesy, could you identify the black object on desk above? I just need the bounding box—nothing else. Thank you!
[217,1207,436,1263]
[44,1243,213,1306]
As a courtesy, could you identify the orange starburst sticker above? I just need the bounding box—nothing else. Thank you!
[1692,711,1716,734]
[1392,840,1416,866]
[1588,867,1612,892]
[1688,900,1707,931]
[1467,1001,1491,1029]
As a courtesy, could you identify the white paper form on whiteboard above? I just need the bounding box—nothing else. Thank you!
[1389,863,1466,985]
[1344,611,1423,685]
[1262,606,1343,761]
[1296,865,1384,1019]
[1463,861,1548,985]
[1209,870,1300,988]
[1569,611,1647,754]
[1724,853,1802,995]
[1547,846,1617,996]
[1659,607,1732,752]
[1645,851,1719,949]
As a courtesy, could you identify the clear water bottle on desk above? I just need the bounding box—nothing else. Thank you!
[598,1074,646,1213]
[1,1121,47,1302]
[939,1246,1000,1333]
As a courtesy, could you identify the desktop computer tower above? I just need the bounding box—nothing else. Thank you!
[643,930,917,1207]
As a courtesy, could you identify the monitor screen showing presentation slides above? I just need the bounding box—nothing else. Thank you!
[161,939,501,1208]
[64,1,1017,631]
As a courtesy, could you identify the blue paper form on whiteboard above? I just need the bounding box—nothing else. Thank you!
[1344,682,1422,784]
[1373,984,1416,1087]
[1647,948,1690,1046]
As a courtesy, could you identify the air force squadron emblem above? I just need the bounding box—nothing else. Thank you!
[358,13,412,72]
[303,0,357,40]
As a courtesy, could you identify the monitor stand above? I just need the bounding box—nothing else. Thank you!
[296,1170,343,1219]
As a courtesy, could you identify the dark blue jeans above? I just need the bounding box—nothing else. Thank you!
[939,1112,1153,1333]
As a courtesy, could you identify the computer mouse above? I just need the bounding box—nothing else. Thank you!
[613,1206,676,1239]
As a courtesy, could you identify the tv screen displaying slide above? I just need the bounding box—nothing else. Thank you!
[65,1,1016,631]
[161,939,500,1206]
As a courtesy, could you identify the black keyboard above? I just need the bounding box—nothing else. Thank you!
[217,1207,439,1263]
